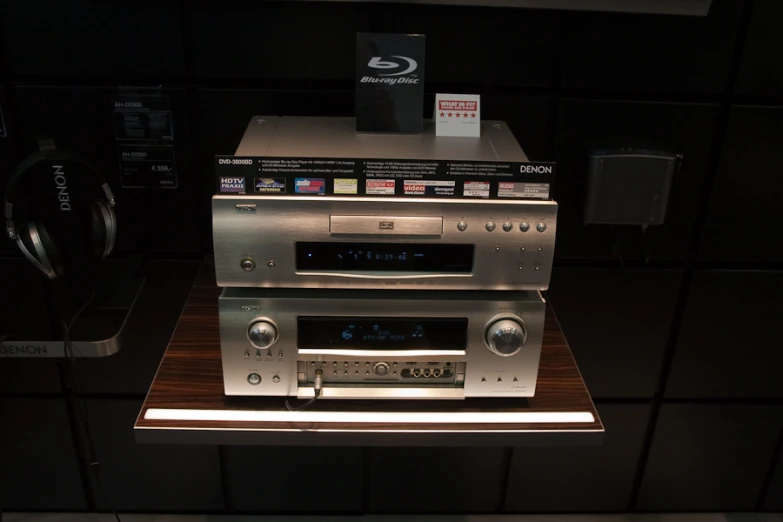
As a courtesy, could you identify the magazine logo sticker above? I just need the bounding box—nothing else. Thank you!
[295,178,326,194]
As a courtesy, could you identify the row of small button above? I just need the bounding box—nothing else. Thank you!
[311,361,399,368]
[480,376,520,383]
[247,373,282,385]
[457,221,547,232]
[245,349,282,359]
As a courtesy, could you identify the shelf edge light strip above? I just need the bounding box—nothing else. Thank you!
[144,408,595,424]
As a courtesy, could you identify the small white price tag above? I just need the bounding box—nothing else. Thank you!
[435,93,480,137]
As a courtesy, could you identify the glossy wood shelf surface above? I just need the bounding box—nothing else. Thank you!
[135,258,603,446]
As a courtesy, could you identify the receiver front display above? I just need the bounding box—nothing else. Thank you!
[296,243,474,272]
[297,317,469,351]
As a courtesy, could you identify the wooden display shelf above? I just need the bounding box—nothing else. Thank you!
[135,258,603,446]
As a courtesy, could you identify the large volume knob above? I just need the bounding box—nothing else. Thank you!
[247,320,278,349]
[485,318,526,357]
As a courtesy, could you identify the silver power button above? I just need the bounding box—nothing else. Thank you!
[247,373,261,385]
[457,221,468,231]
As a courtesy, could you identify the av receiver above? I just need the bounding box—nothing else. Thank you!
[219,288,545,399]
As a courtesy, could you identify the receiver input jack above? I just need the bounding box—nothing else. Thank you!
[422,368,432,378]
[433,369,443,378]
[412,368,422,378]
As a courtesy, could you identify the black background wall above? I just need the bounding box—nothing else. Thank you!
[1,0,782,515]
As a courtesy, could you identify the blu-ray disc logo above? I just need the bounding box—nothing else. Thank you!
[220,177,245,193]
[295,178,326,195]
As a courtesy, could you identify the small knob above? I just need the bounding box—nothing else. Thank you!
[502,221,513,232]
[536,222,547,233]
[485,221,496,232]
[519,222,530,232]
[240,258,256,271]
[372,362,390,376]
[247,320,278,349]
[485,318,526,357]
[457,221,468,231]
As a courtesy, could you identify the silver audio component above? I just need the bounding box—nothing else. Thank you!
[212,116,558,291]
[219,288,545,399]
[212,196,557,291]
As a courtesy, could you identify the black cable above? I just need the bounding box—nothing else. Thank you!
[285,369,323,411]
[285,390,321,411]
[62,294,121,522]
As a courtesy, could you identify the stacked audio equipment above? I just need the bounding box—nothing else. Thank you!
[212,116,557,402]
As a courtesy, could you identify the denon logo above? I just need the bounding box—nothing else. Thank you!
[520,165,553,174]
[53,165,71,211]
[0,344,48,356]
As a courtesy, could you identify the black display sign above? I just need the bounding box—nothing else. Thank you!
[117,145,177,188]
[296,242,474,272]
[298,317,468,351]
[355,33,426,134]
[215,156,554,200]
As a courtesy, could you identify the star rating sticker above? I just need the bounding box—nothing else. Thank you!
[440,112,445,117]
[447,112,453,118]
[471,113,476,118]
[455,112,461,118]
[463,113,469,118]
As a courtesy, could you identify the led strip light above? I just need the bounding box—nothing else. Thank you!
[144,408,595,424]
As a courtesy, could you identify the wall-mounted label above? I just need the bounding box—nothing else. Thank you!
[254,177,286,193]
[113,94,173,141]
[117,145,177,189]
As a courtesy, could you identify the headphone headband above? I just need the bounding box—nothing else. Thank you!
[4,149,116,238]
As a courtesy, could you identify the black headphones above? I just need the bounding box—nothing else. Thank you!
[4,147,117,279]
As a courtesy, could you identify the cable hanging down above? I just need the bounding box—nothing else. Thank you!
[285,369,323,411]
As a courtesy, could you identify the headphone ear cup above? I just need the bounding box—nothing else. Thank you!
[17,221,64,279]
[88,199,116,258]
[33,222,65,278]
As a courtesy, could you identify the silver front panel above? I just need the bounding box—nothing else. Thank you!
[213,196,557,290]
[219,288,545,399]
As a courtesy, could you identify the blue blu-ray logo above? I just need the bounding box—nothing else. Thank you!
[254,177,286,193]
[220,177,245,193]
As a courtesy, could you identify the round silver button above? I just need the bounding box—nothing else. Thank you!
[240,258,256,271]
[247,373,261,385]
[536,222,547,232]
[485,221,496,232]
[373,362,391,376]
[247,320,278,349]
[266,261,276,269]
[272,375,281,383]
[485,317,527,357]
[457,221,468,231]
[519,222,530,232]
[502,221,513,232]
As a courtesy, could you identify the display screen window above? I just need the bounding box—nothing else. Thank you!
[296,242,473,272]
[298,317,468,351]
